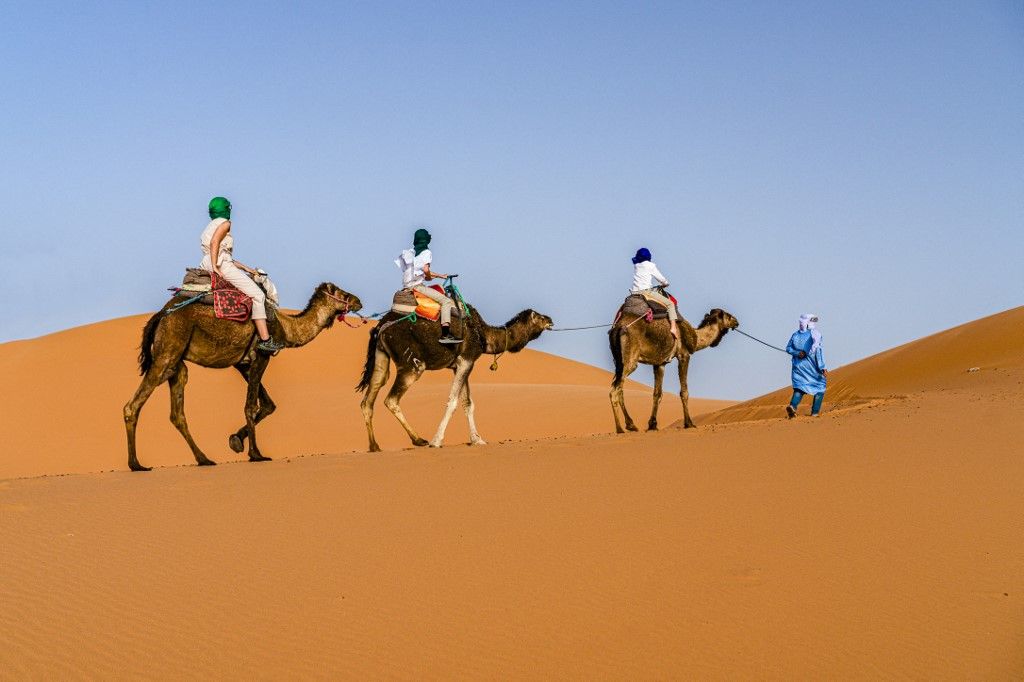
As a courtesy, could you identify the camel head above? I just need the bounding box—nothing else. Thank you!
[503,309,554,347]
[698,308,739,347]
[315,282,363,323]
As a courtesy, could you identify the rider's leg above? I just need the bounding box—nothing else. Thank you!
[218,262,275,346]
[643,288,679,339]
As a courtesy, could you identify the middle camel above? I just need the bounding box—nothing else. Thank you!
[357,306,553,451]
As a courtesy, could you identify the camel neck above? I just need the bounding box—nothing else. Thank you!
[274,294,335,347]
[479,318,530,355]
[694,323,725,351]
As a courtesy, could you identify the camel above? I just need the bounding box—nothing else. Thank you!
[124,282,362,471]
[356,306,553,451]
[609,307,738,433]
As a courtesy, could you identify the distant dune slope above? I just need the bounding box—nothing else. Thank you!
[698,306,1024,426]
[0,314,731,479]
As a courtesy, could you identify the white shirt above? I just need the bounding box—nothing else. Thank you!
[200,218,233,269]
[631,261,669,292]
[396,248,432,288]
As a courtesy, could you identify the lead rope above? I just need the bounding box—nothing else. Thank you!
[732,328,790,354]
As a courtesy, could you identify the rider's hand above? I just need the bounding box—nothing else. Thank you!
[797,351,807,359]
[821,369,828,376]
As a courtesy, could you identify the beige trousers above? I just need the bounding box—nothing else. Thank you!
[412,285,455,325]
[215,262,267,320]
[638,288,678,322]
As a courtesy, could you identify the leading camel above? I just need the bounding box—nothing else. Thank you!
[124,282,362,471]
[356,307,553,451]
[609,307,738,433]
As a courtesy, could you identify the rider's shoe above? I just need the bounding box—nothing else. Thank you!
[256,337,285,353]
[438,327,463,345]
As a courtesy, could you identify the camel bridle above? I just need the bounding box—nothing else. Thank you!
[321,289,360,328]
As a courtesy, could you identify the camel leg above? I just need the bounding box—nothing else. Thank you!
[677,353,696,428]
[610,356,641,434]
[460,378,486,445]
[167,364,216,466]
[647,364,665,432]
[243,356,273,462]
[384,364,430,448]
[228,363,276,454]
[360,349,391,452]
[430,357,473,448]
[123,356,183,472]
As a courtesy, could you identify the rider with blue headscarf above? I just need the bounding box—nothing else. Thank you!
[786,313,827,417]
[630,247,680,339]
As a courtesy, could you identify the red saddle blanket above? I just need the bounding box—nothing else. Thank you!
[211,273,252,322]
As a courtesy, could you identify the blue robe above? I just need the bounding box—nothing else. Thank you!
[787,329,826,394]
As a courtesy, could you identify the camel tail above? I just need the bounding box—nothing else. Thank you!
[138,311,162,376]
[608,326,625,383]
[355,326,380,392]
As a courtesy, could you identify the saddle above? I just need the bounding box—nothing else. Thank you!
[391,286,465,322]
[619,292,681,321]
[173,268,258,322]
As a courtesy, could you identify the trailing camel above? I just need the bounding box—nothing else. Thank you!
[609,307,738,433]
[124,282,362,471]
[356,307,553,451]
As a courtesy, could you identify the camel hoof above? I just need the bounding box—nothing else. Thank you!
[428,441,443,448]
[684,421,696,429]
[369,444,382,453]
[412,437,429,447]
[249,454,273,462]
[626,424,640,432]
[129,463,152,472]
[228,435,245,453]
[197,459,217,467]
[469,438,487,446]
[647,424,658,432]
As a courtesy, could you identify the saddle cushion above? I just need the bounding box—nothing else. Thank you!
[211,273,252,322]
[391,286,464,322]
[620,294,679,321]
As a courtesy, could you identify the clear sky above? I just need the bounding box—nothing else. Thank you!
[1,1,1021,399]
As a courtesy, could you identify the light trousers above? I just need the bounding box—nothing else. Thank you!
[412,285,455,325]
[637,288,678,321]
[213,262,267,320]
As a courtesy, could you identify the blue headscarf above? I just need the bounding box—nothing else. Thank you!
[632,248,651,264]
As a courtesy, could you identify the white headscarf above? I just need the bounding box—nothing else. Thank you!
[798,314,822,355]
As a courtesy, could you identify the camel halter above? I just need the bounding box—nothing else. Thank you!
[321,290,359,327]
[489,327,510,371]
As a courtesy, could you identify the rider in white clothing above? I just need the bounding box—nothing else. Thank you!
[201,197,283,353]
[630,248,679,339]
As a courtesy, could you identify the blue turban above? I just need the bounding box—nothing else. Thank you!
[632,248,651,264]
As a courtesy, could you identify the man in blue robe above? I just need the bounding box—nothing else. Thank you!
[786,314,827,417]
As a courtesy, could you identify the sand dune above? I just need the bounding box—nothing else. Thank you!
[697,306,1024,425]
[0,313,730,479]
[0,308,1021,678]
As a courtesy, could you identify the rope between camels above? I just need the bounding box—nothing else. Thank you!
[549,315,646,332]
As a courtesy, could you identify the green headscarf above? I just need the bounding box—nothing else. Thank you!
[208,196,232,220]
[413,228,431,255]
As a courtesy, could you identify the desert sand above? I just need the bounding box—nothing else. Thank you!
[1,307,1021,678]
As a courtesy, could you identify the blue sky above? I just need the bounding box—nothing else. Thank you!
[1,1,1021,399]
